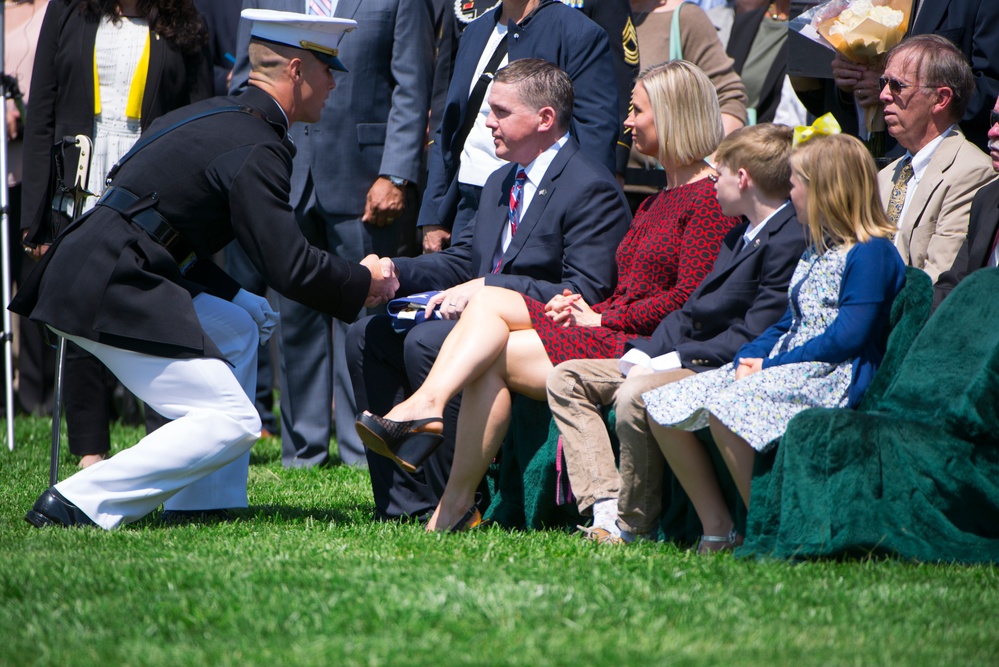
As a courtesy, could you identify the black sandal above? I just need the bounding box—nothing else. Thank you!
[355,412,444,473]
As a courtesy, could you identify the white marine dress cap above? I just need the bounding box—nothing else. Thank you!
[241,8,357,72]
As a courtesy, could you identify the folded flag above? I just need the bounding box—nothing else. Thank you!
[388,291,444,332]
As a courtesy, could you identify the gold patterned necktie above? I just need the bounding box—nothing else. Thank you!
[887,157,914,226]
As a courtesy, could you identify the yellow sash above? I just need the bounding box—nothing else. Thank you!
[93,28,150,120]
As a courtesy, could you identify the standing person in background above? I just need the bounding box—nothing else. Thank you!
[439,0,638,182]
[624,0,747,210]
[230,0,434,469]
[4,0,54,418]
[20,0,213,477]
[195,0,242,96]
[418,0,620,254]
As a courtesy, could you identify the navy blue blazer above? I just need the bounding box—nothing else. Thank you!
[418,0,620,231]
[934,179,999,309]
[394,138,630,306]
[194,0,241,96]
[231,0,435,215]
[627,203,807,371]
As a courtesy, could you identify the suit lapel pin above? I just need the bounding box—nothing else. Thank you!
[538,188,547,197]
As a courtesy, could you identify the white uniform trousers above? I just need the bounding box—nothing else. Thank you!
[53,293,262,529]
[163,292,260,512]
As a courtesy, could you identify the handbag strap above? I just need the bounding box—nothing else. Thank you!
[452,34,508,157]
[669,2,691,61]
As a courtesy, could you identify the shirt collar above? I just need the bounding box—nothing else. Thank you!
[518,133,570,188]
[907,124,956,183]
[744,201,790,244]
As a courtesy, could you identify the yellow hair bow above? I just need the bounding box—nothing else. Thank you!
[793,113,842,146]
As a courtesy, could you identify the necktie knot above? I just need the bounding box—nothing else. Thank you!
[308,0,333,16]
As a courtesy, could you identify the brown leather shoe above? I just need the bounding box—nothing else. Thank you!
[577,525,624,545]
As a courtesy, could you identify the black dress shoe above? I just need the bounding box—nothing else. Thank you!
[160,509,233,525]
[25,488,98,528]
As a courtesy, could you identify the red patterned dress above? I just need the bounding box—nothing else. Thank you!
[525,177,738,365]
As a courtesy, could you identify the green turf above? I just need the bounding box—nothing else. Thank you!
[1,416,997,667]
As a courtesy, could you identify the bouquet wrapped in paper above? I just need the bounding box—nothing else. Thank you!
[792,0,912,63]
[791,0,913,136]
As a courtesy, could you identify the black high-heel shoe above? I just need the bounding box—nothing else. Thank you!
[355,412,444,473]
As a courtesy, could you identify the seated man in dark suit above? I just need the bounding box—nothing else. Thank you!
[934,94,999,309]
[345,59,632,520]
[547,123,807,543]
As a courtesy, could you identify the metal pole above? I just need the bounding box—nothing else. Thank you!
[0,3,17,451]
[49,338,64,485]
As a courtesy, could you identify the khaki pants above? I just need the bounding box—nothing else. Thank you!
[547,358,694,532]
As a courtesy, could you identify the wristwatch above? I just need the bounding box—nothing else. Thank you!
[383,175,408,189]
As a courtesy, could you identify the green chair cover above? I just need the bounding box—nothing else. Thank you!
[742,268,999,563]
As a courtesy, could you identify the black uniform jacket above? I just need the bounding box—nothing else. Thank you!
[626,203,807,371]
[11,87,372,360]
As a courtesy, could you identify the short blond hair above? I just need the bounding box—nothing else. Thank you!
[715,123,794,199]
[791,134,895,253]
[637,60,723,167]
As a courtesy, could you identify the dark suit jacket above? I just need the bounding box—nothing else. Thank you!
[194,0,241,96]
[231,0,434,215]
[934,179,999,309]
[10,87,371,360]
[21,0,214,239]
[394,138,630,306]
[433,0,636,174]
[627,203,807,371]
[419,0,620,231]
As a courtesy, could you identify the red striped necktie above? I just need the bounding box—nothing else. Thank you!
[308,0,333,16]
[493,169,528,273]
[508,169,527,237]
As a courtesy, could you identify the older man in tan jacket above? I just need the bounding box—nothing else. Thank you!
[877,35,996,283]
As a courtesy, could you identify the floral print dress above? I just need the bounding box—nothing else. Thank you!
[642,245,856,452]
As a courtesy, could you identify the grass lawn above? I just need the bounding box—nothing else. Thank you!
[1,416,997,667]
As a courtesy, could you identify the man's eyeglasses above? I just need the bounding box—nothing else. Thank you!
[879,76,933,96]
